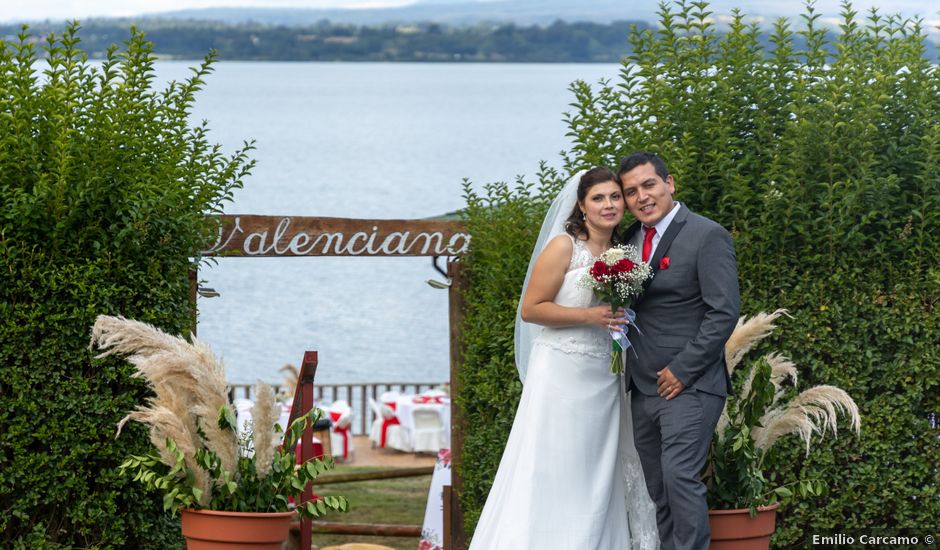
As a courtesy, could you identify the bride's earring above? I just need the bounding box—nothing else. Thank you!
[581,211,586,220]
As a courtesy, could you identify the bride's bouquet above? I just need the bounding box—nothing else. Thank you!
[578,245,653,374]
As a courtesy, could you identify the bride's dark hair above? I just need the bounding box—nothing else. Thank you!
[564,167,621,240]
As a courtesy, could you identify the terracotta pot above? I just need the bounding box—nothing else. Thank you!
[180,509,296,550]
[708,502,780,550]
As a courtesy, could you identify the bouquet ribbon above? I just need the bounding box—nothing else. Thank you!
[608,308,641,372]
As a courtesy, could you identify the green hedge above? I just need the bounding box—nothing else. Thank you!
[458,2,939,545]
[0,24,253,548]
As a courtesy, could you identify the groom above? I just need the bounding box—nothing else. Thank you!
[618,152,740,550]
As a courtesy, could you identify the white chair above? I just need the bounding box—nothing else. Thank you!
[368,397,385,447]
[379,390,400,404]
[369,397,408,451]
[411,407,446,453]
[327,400,354,461]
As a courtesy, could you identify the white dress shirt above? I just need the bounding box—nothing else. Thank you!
[634,202,682,260]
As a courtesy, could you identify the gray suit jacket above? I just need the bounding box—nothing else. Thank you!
[623,207,740,397]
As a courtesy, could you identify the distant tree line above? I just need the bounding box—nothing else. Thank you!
[4,16,935,63]
[1,19,650,62]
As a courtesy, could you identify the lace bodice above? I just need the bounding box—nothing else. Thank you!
[533,235,608,358]
[567,234,600,272]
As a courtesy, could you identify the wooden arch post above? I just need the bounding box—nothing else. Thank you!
[447,258,468,549]
[286,351,319,550]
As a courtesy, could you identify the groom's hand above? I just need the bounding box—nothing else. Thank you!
[656,367,685,400]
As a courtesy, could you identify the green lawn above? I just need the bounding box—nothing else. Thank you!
[312,466,432,550]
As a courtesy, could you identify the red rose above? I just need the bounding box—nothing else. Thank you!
[659,256,670,270]
[590,260,609,280]
[613,258,636,274]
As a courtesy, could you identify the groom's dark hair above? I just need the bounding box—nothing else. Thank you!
[617,152,669,181]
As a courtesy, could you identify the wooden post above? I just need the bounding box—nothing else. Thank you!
[447,260,469,549]
[287,351,319,550]
[443,485,453,550]
[314,466,433,484]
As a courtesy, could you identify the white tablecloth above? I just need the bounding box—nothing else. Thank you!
[392,395,451,450]
[419,449,451,550]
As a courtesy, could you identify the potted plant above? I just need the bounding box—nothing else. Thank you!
[91,315,348,549]
[705,310,861,549]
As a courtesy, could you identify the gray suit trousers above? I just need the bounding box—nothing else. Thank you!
[631,389,725,550]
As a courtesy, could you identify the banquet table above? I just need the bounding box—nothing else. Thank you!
[389,394,451,452]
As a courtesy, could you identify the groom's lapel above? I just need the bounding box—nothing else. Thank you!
[622,220,641,245]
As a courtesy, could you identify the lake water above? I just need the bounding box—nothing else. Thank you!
[152,61,620,385]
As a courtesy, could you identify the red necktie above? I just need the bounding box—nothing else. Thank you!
[642,226,656,263]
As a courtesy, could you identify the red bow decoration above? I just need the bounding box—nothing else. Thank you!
[413,395,444,404]
[659,256,670,270]
[380,401,400,448]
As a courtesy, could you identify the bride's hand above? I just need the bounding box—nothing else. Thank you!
[583,306,628,332]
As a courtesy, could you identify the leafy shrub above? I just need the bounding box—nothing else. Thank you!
[458,2,939,545]
[0,24,253,548]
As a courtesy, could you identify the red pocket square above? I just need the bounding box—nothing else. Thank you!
[659,256,670,270]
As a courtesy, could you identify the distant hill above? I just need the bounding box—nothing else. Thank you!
[9,0,937,35]
[151,0,658,27]
[149,0,939,31]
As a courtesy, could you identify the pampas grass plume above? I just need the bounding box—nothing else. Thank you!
[716,310,860,452]
[92,315,239,492]
[724,309,789,376]
[753,385,860,453]
[252,382,279,478]
[279,363,299,400]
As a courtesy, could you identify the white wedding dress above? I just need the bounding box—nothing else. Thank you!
[468,235,659,550]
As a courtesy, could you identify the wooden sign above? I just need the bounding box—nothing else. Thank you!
[204,215,469,257]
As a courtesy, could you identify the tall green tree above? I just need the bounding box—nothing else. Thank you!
[459,2,938,545]
[0,24,253,548]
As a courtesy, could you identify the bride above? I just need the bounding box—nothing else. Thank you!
[468,168,658,549]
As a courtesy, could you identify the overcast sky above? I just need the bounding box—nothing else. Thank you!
[3,0,938,24]
[3,1,413,22]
